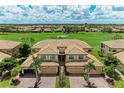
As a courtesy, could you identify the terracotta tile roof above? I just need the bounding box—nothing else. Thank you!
[40,62,59,66]
[21,55,34,68]
[32,39,92,54]
[114,51,124,65]
[32,39,92,49]
[37,44,58,54]
[102,39,124,48]
[65,45,88,54]
[0,52,11,62]
[0,40,21,49]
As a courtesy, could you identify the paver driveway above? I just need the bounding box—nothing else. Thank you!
[69,76,87,88]
[69,76,110,88]
[18,75,56,88]
[38,76,56,88]
[17,74,36,88]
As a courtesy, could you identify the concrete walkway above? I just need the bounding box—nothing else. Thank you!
[69,76,110,88]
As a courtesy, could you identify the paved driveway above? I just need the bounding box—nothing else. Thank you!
[69,76,110,88]
[18,75,56,88]
[69,76,87,88]
[17,74,36,88]
[38,76,56,88]
[90,77,110,88]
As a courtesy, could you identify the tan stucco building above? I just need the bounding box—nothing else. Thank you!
[101,39,124,67]
[21,39,103,75]
[114,51,124,67]
[0,52,11,63]
[101,39,124,56]
[0,40,21,57]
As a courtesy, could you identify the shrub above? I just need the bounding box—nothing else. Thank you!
[104,53,120,67]
[103,66,121,80]
[113,34,123,40]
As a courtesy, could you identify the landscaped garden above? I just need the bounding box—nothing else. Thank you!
[1,32,124,88]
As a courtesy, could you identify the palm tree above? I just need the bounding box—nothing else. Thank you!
[83,61,96,88]
[31,56,42,88]
[10,65,22,86]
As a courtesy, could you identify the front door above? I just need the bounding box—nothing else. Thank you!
[58,55,66,66]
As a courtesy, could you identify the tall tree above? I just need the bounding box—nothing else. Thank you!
[31,56,42,88]
[83,61,96,88]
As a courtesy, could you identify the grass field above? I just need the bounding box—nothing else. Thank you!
[1,32,124,59]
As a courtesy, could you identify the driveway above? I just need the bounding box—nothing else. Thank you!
[38,76,56,88]
[69,76,110,88]
[69,76,87,88]
[90,77,110,88]
[18,75,56,88]
[17,74,36,88]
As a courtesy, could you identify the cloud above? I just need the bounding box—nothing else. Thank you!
[112,6,124,11]
[0,5,124,24]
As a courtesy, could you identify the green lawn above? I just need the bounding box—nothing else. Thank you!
[1,32,124,59]
[0,76,16,88]
[113,80,124,88]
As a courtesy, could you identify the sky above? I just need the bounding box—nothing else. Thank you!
[0,5,124,24]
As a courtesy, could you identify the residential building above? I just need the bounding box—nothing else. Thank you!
[21,39,103,75]
[0,40,21,57]
[101,39,124,56]
[101,39,124,67]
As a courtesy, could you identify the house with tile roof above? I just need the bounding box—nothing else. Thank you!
[21,39,103,75]
[101,39,124,67]
[0,40,21,57]
[101,39,124,56]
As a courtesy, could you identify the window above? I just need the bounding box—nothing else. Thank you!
[112,49,116,52]
[78,55,84,60]
[88,49,92,52]
[69,55,74,60]
[50,55,56,60]
[101,43,105,48]
[41,55,46,60]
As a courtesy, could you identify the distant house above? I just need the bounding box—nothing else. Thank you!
[101,39,124,56]
[21,39,103,75]
[0,40,21,57]
[54,26,63,32]
[101,39,124,67]
[43,28,52,32]
[0,52,11,62]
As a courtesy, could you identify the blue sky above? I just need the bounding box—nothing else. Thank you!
[0,5,124,24]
